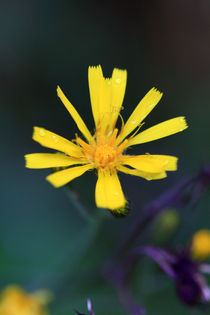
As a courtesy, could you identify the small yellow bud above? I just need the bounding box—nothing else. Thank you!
[191,230,210,260]
[153,208,179,244]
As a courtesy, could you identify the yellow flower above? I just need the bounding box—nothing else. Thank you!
[0,285,51,315]
[25,65,188,211]
[191,230,210,260]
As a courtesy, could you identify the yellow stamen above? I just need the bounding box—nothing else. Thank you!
[118,112,125,137]
[116,139,128,155]
[76,137,95,154]
[98,133,106,145]
[111,116,119,131]
[109,128,118,146]
[104,124,111,136]
[117,122,145,146]
[94,144,117,168]
[129,122,145,140]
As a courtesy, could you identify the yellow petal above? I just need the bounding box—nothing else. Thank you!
[92,73,112,133]
[25,153,87,169]
[57,86,93,143]
[88,65,103,126]
[88,66,127,133]
[118,165,167,180]
[149,155,178,171]
[95,170,126,210]
[33,127,83,157]
[128,117,188,146]
[122,155,166,173]
[109,68,127,130]
[118,88,162,143]
[46,164,93,188]
[98,77,112,133]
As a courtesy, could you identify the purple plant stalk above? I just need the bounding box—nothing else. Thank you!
[119,164,210,256]
[105,254,146,315]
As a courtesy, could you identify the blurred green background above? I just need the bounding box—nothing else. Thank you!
[1,0,210,314]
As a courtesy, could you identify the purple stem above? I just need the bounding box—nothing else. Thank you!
[119,165,210,256]
[118,176,194,255]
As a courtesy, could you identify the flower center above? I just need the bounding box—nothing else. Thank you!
[94,144,117,168]
[76,130,128,171]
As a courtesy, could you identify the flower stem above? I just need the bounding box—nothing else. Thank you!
[64,187,97,225]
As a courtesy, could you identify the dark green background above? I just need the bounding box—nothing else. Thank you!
[1,1,210,314]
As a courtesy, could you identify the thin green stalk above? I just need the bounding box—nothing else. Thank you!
[64,187,97,225]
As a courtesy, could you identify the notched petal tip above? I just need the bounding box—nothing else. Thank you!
[112,68,127,82]
[152,86,163,95]
[88,64,102,70]
[24,154,31,168]
[32,126,46,141]
[167,156,178,171]
[46,175,61,188]
[113,67,127,73]
[88,65,103,82]
[179,116,188,130]
[57,85,61,95]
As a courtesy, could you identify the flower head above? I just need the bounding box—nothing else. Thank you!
[0,285,51,315]
[25,65,188,211]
